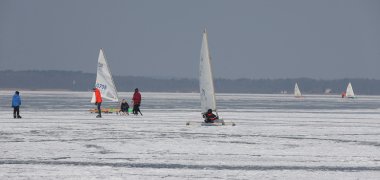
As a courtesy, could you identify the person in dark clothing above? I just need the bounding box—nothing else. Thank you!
[119,99,129,115]
[204,109,218,123]
[12,91,22,119]
[132,88,142,115]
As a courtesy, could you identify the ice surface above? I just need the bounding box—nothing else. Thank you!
[0,91,380,179]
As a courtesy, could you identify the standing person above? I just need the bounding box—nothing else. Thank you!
[132,88,142,115]
[12,91,22,119]
[93,88,102,118]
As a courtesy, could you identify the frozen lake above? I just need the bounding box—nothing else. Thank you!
[1,91,380,179]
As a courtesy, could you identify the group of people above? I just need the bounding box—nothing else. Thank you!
[92,88,142,118]
[118,88,142,116]
[93,87,218,123]
[11,88,218,123]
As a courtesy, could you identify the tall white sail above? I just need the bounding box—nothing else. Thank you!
[294,83,302,97]
[91,48,119,103]
[199,29,217,114]
[345,82,355,98]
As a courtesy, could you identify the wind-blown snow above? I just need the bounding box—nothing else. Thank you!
[0,91,380,179]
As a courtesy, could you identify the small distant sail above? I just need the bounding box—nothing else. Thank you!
[91,49,119,103]
[294,83,302,97]
[345,82,355,98]
[199,29,217,115]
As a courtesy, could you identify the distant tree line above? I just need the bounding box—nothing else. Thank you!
[0,70,380,95]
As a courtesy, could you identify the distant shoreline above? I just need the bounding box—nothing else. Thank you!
[1,70,380,95]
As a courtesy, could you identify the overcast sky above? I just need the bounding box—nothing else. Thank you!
[0,0,379,79]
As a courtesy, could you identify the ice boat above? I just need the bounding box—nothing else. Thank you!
[90,48,120,113]
[294,83,302,98]
[345,82,355,98]
[187,29,235,126]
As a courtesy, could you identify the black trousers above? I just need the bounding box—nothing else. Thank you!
[13,106,20,118]
[133,104,140,115]
[96,103,102,116]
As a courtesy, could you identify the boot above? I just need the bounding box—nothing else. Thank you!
[96,115,102,118]
[17,115,22,119]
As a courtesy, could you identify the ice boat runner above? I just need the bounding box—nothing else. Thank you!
[89,48,120,114]
[186,29,235,126]
[294,82,302,98]
[345,82,355,98]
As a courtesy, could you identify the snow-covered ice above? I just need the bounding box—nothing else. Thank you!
[1,91,380,179]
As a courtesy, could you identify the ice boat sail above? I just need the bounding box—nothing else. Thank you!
[199,29,217,117]
[294,83,302,97]
[91,48,119,103]
[345,82,355,98]
[186,29,234,126]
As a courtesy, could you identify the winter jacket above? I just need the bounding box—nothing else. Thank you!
[205,112,218,121]
[12,94,21,107]
[120,102,129,111]
[133,92,141,105]
[94,88,102,103]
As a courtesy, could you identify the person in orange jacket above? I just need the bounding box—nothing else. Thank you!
[93,88,103,118]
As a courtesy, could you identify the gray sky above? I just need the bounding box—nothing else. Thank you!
[1,0,379,79]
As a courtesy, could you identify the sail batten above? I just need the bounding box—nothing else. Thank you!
[91,49,119,103]
[199,30,217,114]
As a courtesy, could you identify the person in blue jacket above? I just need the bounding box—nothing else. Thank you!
[12,91,22,119]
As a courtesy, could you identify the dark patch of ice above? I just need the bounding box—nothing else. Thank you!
[0,160,379,172]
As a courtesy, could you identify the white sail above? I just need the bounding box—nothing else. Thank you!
[199,29,217,114]
[91,48,119,103]
[345,82,355,98]
[294,83,302,97]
